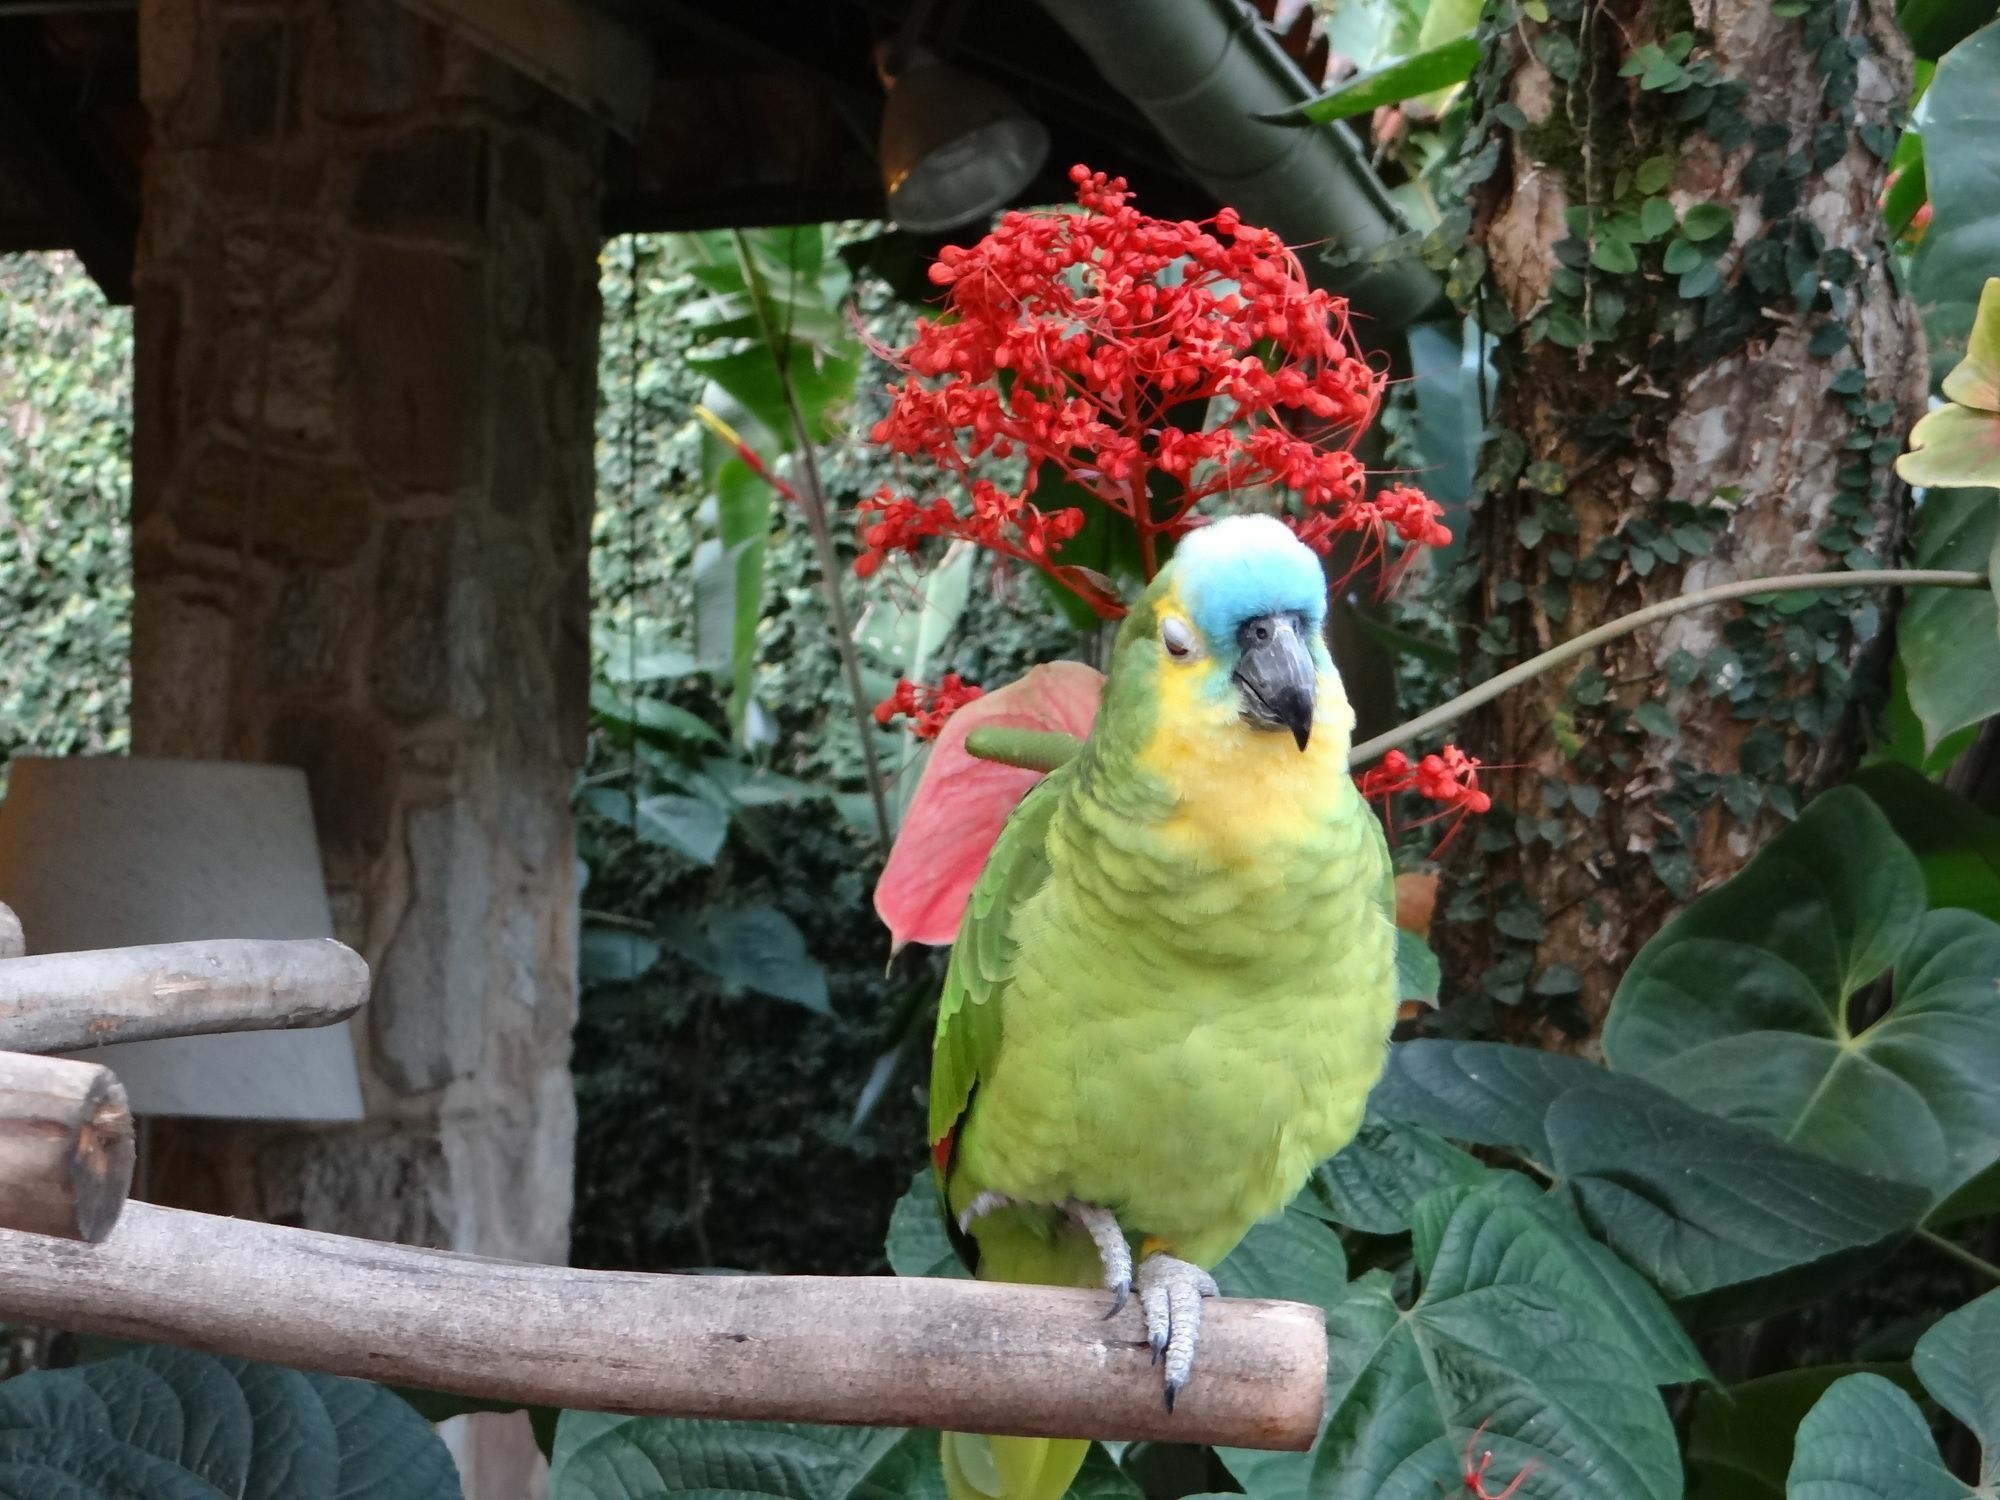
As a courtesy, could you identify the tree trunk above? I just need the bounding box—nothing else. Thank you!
[1436,0,1924,1046]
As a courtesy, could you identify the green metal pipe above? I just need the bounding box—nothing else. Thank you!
[1038,0,1444,332]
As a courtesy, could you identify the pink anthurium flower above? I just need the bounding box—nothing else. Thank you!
[874,660,1104,950]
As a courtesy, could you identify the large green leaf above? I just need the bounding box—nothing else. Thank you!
[1545,1082,1928,1306]
[1607,788,2000,1204]
[1898,0,2000,57]
[1220,1179,1692,1500]
[709,453,774,735]
[1854,763,2000,926]
[1912,22,2000,384]
[1785,1374,1968,1499]
[0,1349,457,1500]
[550,1415,1135,1500]
[1302,1115,1487,1235]
[884,1168,965,1279]
[1369,1038,1608,1156]
[1898,488,2000,752]
[635,794,729,865]
[1373,1041,1929,1304]
[1787,1289,2000,1497]
[1211,1206,1347,1307]
[549,1416,946,1500]
[1288,34,1481,122]
[1687,1365,1921,1499]
[660,905,829,1012]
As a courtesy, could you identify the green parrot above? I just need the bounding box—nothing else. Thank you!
[927,514,1400,1500]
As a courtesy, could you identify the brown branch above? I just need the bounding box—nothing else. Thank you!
[0,1203,1327,1450]
[0,1052,133,1242]
[0,939,367,1055]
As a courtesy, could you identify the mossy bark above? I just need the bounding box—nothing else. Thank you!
[1436,0,1924,1047]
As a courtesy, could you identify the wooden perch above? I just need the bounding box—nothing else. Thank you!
[0,1203,1328,1450]
[0,1051,134,1242]
[0,938,367,1054]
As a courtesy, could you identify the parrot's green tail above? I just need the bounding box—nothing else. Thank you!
[941,1433,1089,1500]
[941,1208,1104,1500]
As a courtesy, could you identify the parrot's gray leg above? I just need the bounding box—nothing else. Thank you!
[958,1191,1017,1233]
[1133,1253,1219,1413]
[1065,1202,1133,1316]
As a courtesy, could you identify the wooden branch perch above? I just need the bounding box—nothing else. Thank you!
[0,1204,1328,1450]
[0,938,367,1054]
[0,1051,134,1242]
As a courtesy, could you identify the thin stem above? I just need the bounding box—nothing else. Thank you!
[730,231,893,852]
[1917,1227,2000,1285]
[1350,569,1990,766]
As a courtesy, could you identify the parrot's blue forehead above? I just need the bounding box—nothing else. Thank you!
[1170,515,1328,648]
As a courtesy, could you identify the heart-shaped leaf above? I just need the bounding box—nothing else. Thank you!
[1607,788,2000,1204]
[661,905,829,1011]
[0,1349,457,1500]
[1545,1082,1928,1305]
[1686,1364,1922,1499]
[874,661,1104,948]
[1372,1041,1929,1304]
[1787,1288,2000,1497]
[1913,26,2000,387]
[1899,489,2000,753]
[1302,1115,1487,1234]
[1368,1037,1606,1155]
[548,1411,1136,1500]
[633,793,729,865]
[549,1417,945,1500]
[1855,763,2000,926]
[1211,1206,1347,1307]
[1220,1178,1691,1500]
[884,1169,965,1279]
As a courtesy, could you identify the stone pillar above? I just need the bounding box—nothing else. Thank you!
[129,0,601,1261]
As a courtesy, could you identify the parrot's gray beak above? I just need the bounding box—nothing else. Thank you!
[1232,613,1317,751]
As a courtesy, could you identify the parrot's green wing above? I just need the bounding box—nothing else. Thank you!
[928,767,1067,1157]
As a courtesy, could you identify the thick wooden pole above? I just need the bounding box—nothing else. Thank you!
[0,1203,1328,1450]
[0,938,367,1055]
[0,1052,135,1241]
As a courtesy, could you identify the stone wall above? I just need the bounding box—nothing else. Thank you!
[130,0,602,1261]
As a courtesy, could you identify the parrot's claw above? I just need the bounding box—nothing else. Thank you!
[958,1191,1017,1233]
[1065,1202,1133,1318]
[1134,1254,1218,1413]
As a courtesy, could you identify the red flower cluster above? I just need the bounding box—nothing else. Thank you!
[858,165,1446,612]
[854,484,1085,581]
[874,674,985,740]
[1355,744,1493,848]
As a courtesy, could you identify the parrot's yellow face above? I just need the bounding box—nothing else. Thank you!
[1115,516,1357,856]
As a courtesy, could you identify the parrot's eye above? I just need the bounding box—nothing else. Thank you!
[1161,617,1197,659]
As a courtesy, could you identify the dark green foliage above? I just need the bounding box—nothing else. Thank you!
[0,1348,457,1500]
[0,254,132,788]
[573,235,1076,1277]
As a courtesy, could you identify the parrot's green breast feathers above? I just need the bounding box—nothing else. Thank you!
[927,513,1398,1272]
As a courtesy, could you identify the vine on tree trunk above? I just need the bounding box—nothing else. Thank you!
[1408,0,1922,1043]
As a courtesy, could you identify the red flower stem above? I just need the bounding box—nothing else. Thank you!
[1124,385,1160,580]
[1348,568,1991,769]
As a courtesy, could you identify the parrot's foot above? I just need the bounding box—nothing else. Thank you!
[957,1191,1017,1233]
[1065,1202,1133,1317]
[1134,1253,1218,1413]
